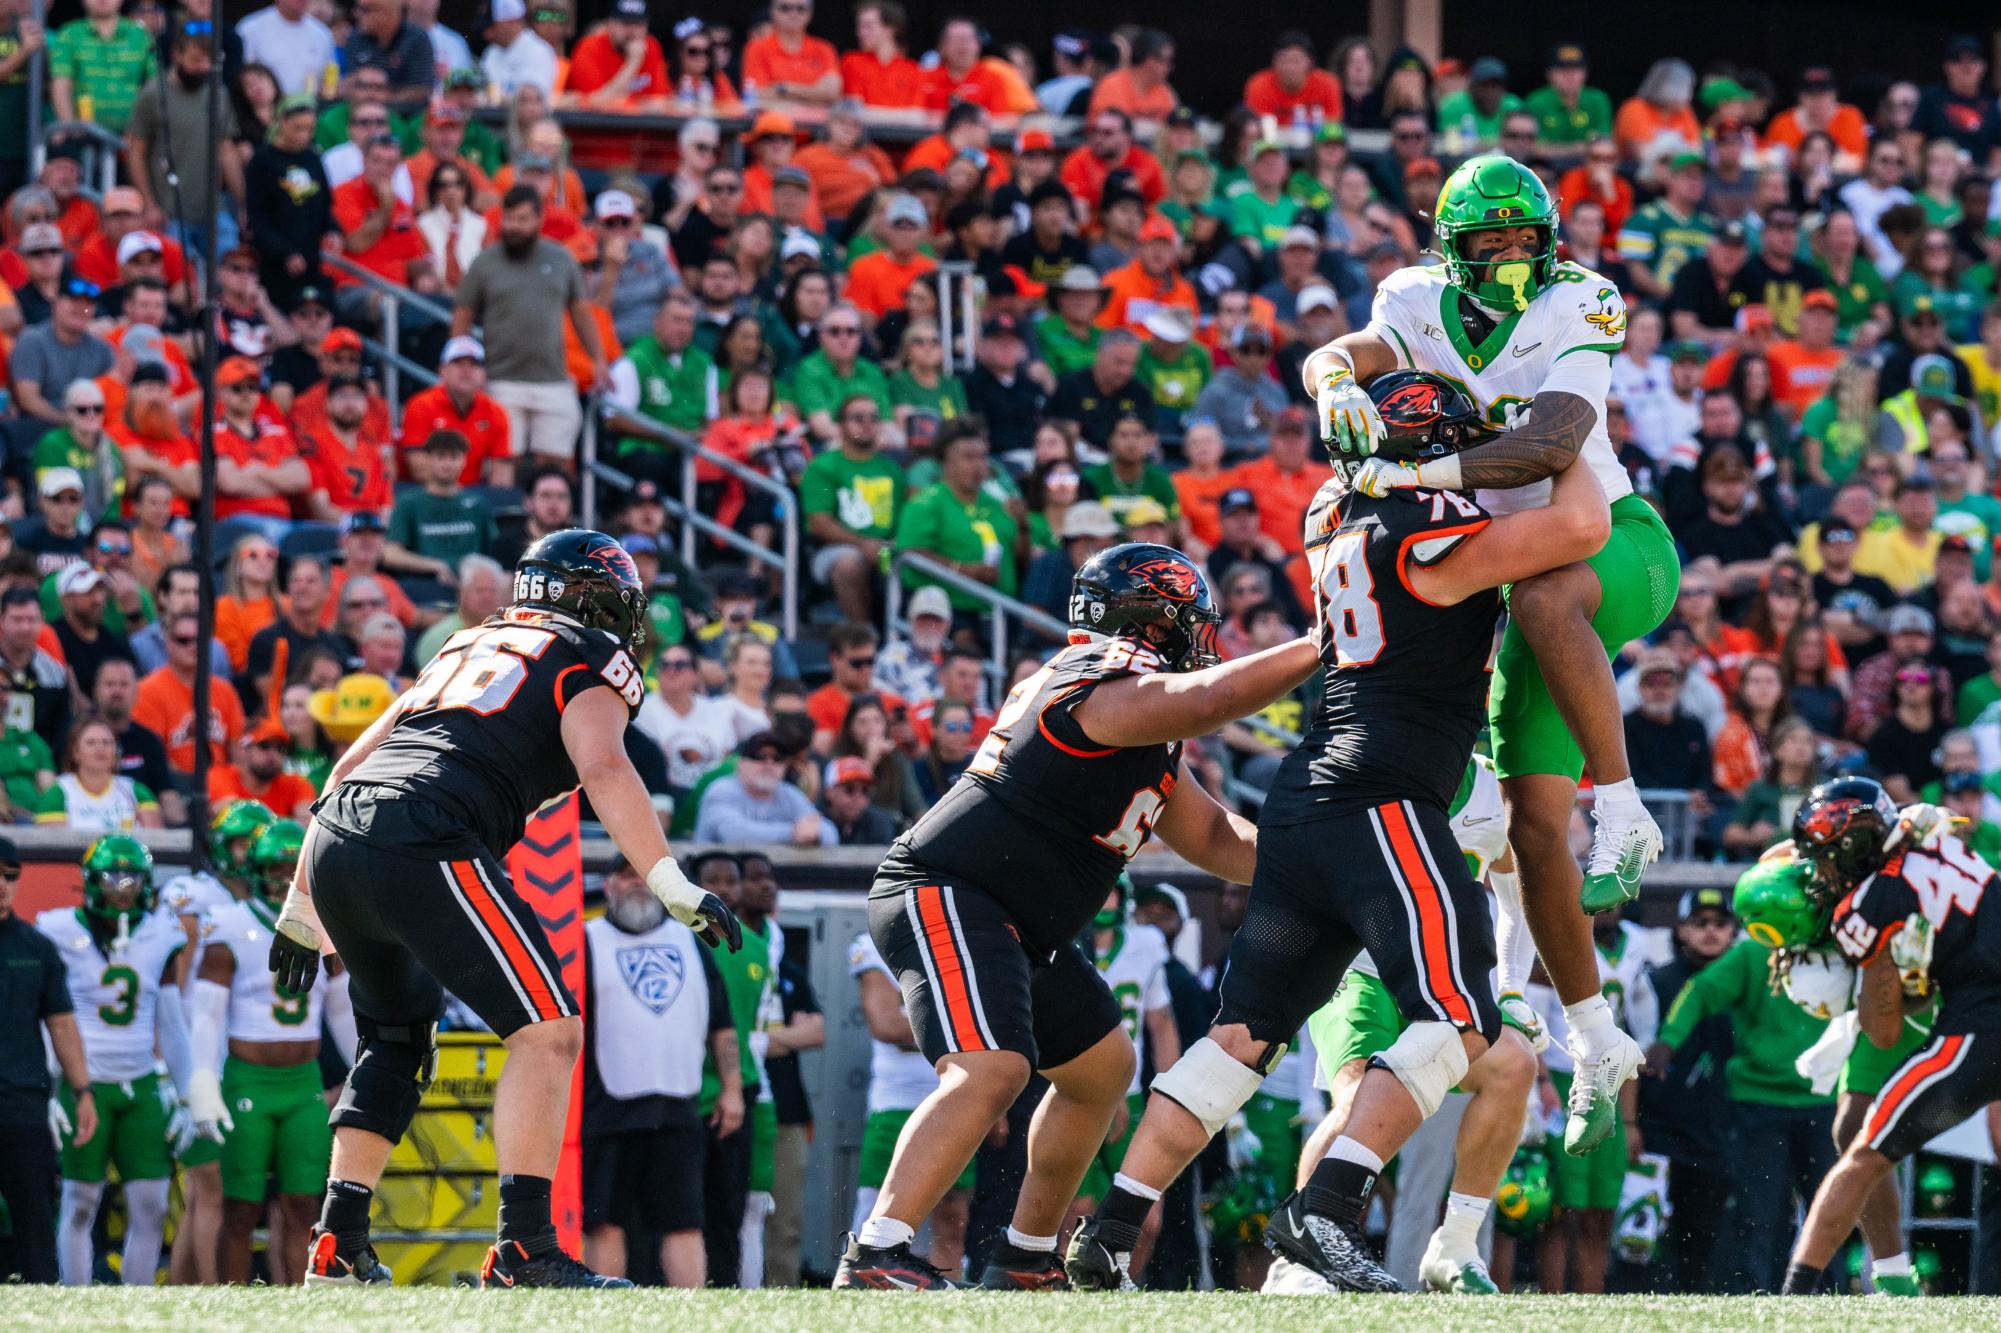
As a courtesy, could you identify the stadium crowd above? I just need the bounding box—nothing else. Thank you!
[3,0,2001,1295]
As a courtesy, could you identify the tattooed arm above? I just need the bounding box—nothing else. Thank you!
[1422,391,1598,490]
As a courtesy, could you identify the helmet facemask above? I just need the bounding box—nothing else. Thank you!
[1446,222,1556,313]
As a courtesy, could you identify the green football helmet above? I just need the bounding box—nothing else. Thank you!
[1096,873,1133,932]
[247,819,305,906]
[82,833,156,926]
[1495,1144,1554,1237]
[1733,856,1831,951]
[1917,1161,1957,1217]
[210,799,276,883]
[1204,1163,1279,1246]
[1433,155,1560,312]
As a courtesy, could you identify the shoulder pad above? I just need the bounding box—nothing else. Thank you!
[1064,637,1165,681]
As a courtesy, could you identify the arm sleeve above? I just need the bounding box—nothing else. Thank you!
[323,969,357,1064]
[1490,868,1537,995]
[190,978,229,1079]
[1656,943,1743,1048]
[157,984,193,1097]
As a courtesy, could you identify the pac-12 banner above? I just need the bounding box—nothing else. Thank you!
[507,794,586,1249]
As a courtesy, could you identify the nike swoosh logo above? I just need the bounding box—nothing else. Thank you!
[880,1275,920,1290]
[1288,1214,1308,1239]
[1460,814,1495,825]
[1511,342,1542,358]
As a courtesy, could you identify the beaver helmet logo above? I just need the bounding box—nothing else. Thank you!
[1124,557,1200,602]
[1378,380,1444,428]
[583,541,640,586]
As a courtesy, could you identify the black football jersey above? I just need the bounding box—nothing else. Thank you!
[332,611,646,856]
[1260,481,1499,826]
[890,637,1182,954]
[1829,836,2001,1027]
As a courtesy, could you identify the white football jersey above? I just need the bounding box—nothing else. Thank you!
[1366,261,1633,516]
[848,931,938,1114]
[159,870,234,922]
[1096,922,1172,1096]
[206,898,325,1044]
[38,908,184,1082]
[1537,919,1668,1072]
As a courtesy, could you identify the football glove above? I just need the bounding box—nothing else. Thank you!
[1890,914,1935,998]
[1498,992,1549,1054]
[1222,1111,1263,1172]
[47,1095,70,1149]
[1352,456,1422,499]
[269,886,325,999]
[647,858,743,952]
[1893,802,1960,852]
[1781,949,1855,1021]
[1316,367,1385,456]
[164,1099,195,1156]
[189,1068,233,1142]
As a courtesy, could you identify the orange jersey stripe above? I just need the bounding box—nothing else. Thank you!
[1380,803,1474,1028]
[451,860,561,1022]
[1865,1033,1964,1144]
[914,885,988,1052]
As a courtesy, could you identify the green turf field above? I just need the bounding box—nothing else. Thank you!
[6,1288,2001,1330]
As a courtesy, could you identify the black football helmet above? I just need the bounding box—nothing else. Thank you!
[1791,776,1900,898]
[512,528,649,654]
[1333,369,1494,482]
[1069,543,1222,673]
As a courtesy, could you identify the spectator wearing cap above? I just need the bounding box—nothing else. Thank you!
[400,335,511,486]
[1847,603,1948,742]
[1277,283,1345,409]
[49,563,134,698]
[1020,499,1117,621]
[11,221,70,329]
[589,190,678,347]
[127,21,245,260]
[892,418,1018,610]
[695,732,836,847]
[1242,30,1340,121]
[1135,305,1208,425]
[566,0,667,108]
[72,188,186,295]
[208,718,316,818]
[1618,150,1716,301]
[331,129,427,324]
[9,273,114,427]
[963,311,1046,455]
[208,245,283,364]
[286,325,391,444]
[45,518,150,637]
[213,356,308,540]
[344,0,434,113]
[1837,139,1917,279]
[1918,35,2001,160]
[1667,218,1755,350]
[1089,26,1175,121]
[407,103,497,213]
[736,110,825,234]
[1765,65,1867,168]
[1234,404,1332,560]
[740,0,838,104]
[1190,322,1288,455]
[872,583,950,703]
[798,391,904,623]
[1032,264,1107,378]
[236,0,339,97]
[1227,139,1303,259]
[135,610,246,773]
[1880,351,1969,455]
[14,467,90,575]
[820,754,898,843]
[49,0,156,134]
[1048,328,1154,449]
[1521,43,1611,156]
[1435,55,1520,152]
[1925,436,2001,583]
[33,380,121,524]
[387,428,494,581]
[328,511,424,630]
[1097,211,1196,339]
[297,373,396,521]
[843,194,936,329]
[1037,28,1103,117]
[1061,108,1166,221]
[454,184,603,461]
[1258,226,1337,333]
[480,0,557,96]
[1763,300,1844,427]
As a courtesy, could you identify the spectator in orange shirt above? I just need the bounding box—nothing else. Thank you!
[1060,108,1166,220]
[41,148,100,253]
[480,152,586,244]
[407,105,499,212]
[298,375,394,521]
[74,188,191,296]
[841,1,922,107]
[287,328,393,444]
[331,135,429,324]
[566,0,671,105]
[1243,31,1342,122]
[1231,405,1331,557]
[807,622,905,753]
[1765,65,1869,168]
[920,16,1011,113]
[490,119,589,216]
[741,109,826,232]
[1089,28,1177,122]
[1097,213,1196,337]
[322,514,420,629]
[561,232,623,392]
[208,719,316,818]
[794,99,896,223]
[134,612,246,773]
[1614,57,1701,161]
[399,336,513,485]
[212,357,310,538]
[845,194,937,329]
[1172,420,1238,559]
[1766,290,1845,419]
[902,101,1006,188]
[1557,138,1633,241]
[741,0,841,105]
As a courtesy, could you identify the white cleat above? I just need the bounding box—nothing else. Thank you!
[1563,1027,1641,1156]
[1419,1231,1498,1294]
[1582,802,1664,913]
[1262,1254,1336,1294]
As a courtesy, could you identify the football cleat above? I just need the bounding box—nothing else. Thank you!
[1874,1273,1922,1297]
[480,1235,632,1288]
[978,1239,1070,1290]
[832,1233,964,1290]
[303,1226,392,1286]
[1563,1028,1642,1156]
[1261,1254,1335,1294]
[1062,1216,1139,1291]
[1419,1230,1498,1294]
[1581,802,1664,913]
[1264,1191,1401,1293]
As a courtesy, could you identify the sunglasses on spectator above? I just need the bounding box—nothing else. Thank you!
[1640,671,1679,688]
[683,42,710,56]
[941,719,973,734]
[707,179,741,194]
[97,538,131,555]
[1680,585,1714,598]
[1393,129,1429,141]
[743,750,783,763]
[845,654,876,669]
[1686,914,1733,930]
[347,596,388,610]
[366,133,400,149]
[824,325,861,337]
[906,335,939,346]
[48,492,82,504]
[353,115,389,127]
[23,247,62,259]
[70,403,104,416]
[0,867,17,881]
[170,634,200,647]
[662,657,694,672]
[601,217,633,229]
[843,410,879,423]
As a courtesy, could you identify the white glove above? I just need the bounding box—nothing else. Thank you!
[189,1068,233,1142]
[1352,456,1422,499]
[1782,949,1855,1021]
[1315,368,1384,456]
[1890,914,1935,997]
[646,858,742,951]
[1894,802,1958,851]
[1499,992,1550,1054]
[47,1095,70,1149]
[165,1100,195,1155]
[1222,1111,1263,1172]
[1796,1011,1862,1096]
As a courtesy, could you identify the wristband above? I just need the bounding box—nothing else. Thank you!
[646,857,703,914]
[1415,455,1464,492]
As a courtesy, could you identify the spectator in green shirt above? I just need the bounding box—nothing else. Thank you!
[800,392,907,623]
[1928,434,2001,579]
[887,317,967,450]
[314,65,420,155]
[1523,44,1614,154]
[1940,770,2001,862]
[49,0,155,134]
[1435,56,1523,151]
[893,419,1019,611]
[387,430,495,581]
[1618,153,1717,301]
[781,303,892,443]
[1226,138,1300,259]
[1956,628,2001,725]
[1082,411,1182,534]
[608,291,719,469]
[1033,265,1106,380]
[1136,306,1209,431]
[33,378,123,524]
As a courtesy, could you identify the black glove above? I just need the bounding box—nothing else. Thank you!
[691,892,743,953]
[269,929,321,999]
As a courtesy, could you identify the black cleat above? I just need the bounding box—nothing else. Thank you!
[1264,1191,1401,1293]
[480,1234,633,1288]
[978,1239,1070,1290]
[303,1226,393,1286]
[1063,1216,1140,1291]
[832,1233,965,1289]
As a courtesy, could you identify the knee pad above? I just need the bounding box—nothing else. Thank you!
[1150,1036,1267,1139]
[1212,998,1304,1061]
[1366,1020,1469,1119]
[331,1017,438,1142]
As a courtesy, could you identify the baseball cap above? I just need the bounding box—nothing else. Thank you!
[1677,886,1732,920]
[1123,497,1170,530]
[620,532,659,558]
[39,467,86,498]
[779,228,821,262]
[1134,881,1189,921]
[1668,150,1706,172]
[610,0,646,18]
[981,312,1024,340]
[1736,303,1774,334]
[1903,291,1943,321]
[907,585,952,621]
[1055,265,1105,294]
[1912,353,1962,399]
[1166,105,1197,129]
[1403,156,1443,181]
[18,222,63,254]
[1219,487,1257,515]
[128,361,169,387]
[1801,289,1839,311]
[1061,501,1119,540]
[1470,56,1508,83]
[626,479,665,507]
[1947,35,1984,61]
[1280,224,1321,251]
[825,756,874,789]
[246,714,291,746]
[123,324,168,368]
[1017,127,1055,154]
[1296,283,1338,314]
[341,510,386,536]
[772,165,811,191]
[116,231,164,265]
[1667,339,1710,364]
[323,372,367,397]
[1315,121,1347,144]
[1940,534,1975,557]
[1275,404,1311,433]
[747,108,797,141]
[593,189,636,220]
[1945,771,1986,797]
[487,0,525,22]
[0,836,20,871]
[1143,306,1193,342]
[1700,76,1753,110]
[1886,604,1935,636]
[1548,43,1586,68]
[56,565,105,597]
[1713,218,1750,246]
[323,327,365,355]
[1637,647,1684,681]
[440,335,484,365]
[424,102,466,127]
[291,285,330,313]
[1800,65,1837,92]
[216,356,262,388]
[446,66,484,90]
[1138,213,1178,244]
[736,731,784,761]
[828,96,865,120]
[885,193,928,228]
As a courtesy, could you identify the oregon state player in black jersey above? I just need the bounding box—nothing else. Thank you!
[836,544,1325,1291]
[1780,778,2001,1294]
[1069,370,1613,1294]
[264,530,740,1292]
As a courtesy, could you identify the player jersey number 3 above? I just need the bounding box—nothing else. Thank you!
[407,625,643,714]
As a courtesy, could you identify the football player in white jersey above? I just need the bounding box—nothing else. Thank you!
[1268,754,1540,1295]
[38,836,196,1286]
[848,931,974,1278]
[1305,155,1683,1157]
[160,798,273,1286]
[194,821,356,1285]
